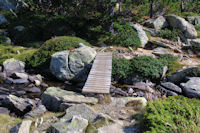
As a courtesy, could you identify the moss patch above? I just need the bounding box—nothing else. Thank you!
[142,96,200,133]
[0,44,36,64]
[26,36,91,69]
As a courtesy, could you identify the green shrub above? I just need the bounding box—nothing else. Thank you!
[157,28,183,41]
[112,55,182,82]
[107,23,141,48]
[159,54,183,76]
[131,56,167,80]
[27,36,90,68]
[112,57,132,79]
[143,96,200,133]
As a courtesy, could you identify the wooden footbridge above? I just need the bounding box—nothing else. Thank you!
[82,52,112,94]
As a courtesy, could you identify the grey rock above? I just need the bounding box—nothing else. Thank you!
[50,45,96,82]
[153,47,170,55]
[161,82,182,93]
[13,79,29,84]
[167,66,200,83]
[3,58,25,77]
[11,72,28,79]
[181,77,200,98]
[0,107,9,114]
[68,45,97,82]
[145,16,168,30]
[41,87,98,112]
[10,120,32,133]
[28,74,43,83]
[61,104,98,123]
[130,23,149,47]
[128,88,134,94]
[166,14,197,39]
[14,25,25,32]
[50,115,88,133]
[27,87,41,93]
[187,16,200,26]
[24,105,46,118]
[2,95,34,116]
[4,77,14,84]
[157,85,178,96]
[0,0,27,10]
[132,82,154,93]
[0,14,7,24]
[144,28,160,37]
[50,50,74,81]
[110,97,147,108]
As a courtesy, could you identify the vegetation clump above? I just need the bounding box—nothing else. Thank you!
[112,54,182,82]
[142,96,200,133]
[0,44,36,64]
[27,36,90,68]
[107,23,141,48]
[157,28,183,41]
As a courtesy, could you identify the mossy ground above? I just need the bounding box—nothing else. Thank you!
[0,112,64,133]
[142,96,200,133]
[0,44,36,64]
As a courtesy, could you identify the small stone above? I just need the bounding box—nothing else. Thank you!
[4,77,14,84]
[153,47,170,55]
[51,115,88,133]
[161,82,182,93]
[41,83,48,88]
[24,105,46,118]
[10,120,32,133]
[128,88,134,94]
[13,79,29,84]
[11,72,28,79]
[28,87,41,93]
[34,80,41,87]
[2,95,34,116]
[3,58,25,77]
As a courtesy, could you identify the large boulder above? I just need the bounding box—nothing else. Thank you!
[50,45,96,82]
[41,87,98,112]
[0,0,27,10]
[2,95,35,116]
[50,115,88,133]
[61,104,99,123]
[3,58,25,77]
[0,14,8,25]
[166,14,197,39]
[181,77,200,98]
[160,82,182,94]
[145,16,168,30]
[130,23,149,47]
[167,66,200,84]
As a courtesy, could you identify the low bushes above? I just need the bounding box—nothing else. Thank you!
[26,36,90,68]
[107,23,141,48]
[157,28,183,42]
[112,54,182,82]
[142,96,200,133]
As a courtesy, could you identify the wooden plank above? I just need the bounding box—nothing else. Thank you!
[82,52,112,94]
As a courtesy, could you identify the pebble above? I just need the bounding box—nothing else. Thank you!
[128,88,134,94]
[34,80,41,87]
